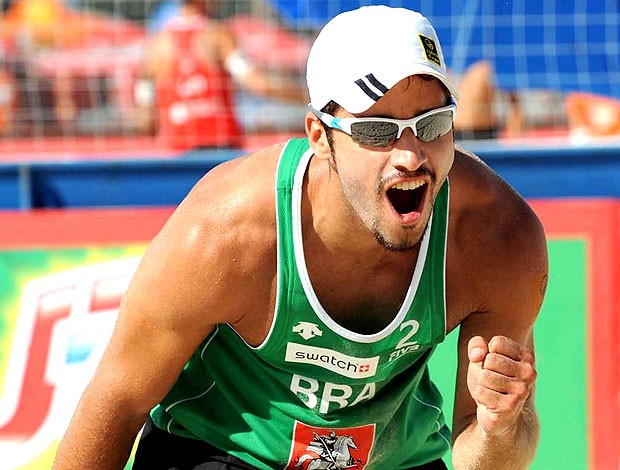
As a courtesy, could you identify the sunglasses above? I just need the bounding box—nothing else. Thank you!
[310,99,457,147]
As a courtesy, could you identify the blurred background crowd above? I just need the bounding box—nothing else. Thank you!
[0,0,619,154]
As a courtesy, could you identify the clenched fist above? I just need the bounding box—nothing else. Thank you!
[467,335,537,437]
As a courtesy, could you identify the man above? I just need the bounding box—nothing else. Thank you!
[453,60,498,141]
[452,61,526,141]
[53,6,547,470]
[134,0,307,149]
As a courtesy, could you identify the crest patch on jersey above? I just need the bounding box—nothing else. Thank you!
[285,421,375,469]
[418,34,441,66]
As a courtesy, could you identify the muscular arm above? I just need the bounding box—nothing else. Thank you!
[449,162,548,469]
[452,333,541,470]
[52,150,278,469]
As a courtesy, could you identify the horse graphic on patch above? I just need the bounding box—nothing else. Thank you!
[286,421,375,469]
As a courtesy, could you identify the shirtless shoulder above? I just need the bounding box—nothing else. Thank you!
[188,142,283,279]
[445,146,548,333]
[133,143,284,341]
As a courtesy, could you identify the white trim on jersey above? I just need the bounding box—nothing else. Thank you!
[291,148,434,344]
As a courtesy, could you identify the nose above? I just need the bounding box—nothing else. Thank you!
[390,128,427,172]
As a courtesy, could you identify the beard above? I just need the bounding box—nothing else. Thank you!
[370,218,431,252]
[327,135,436,252]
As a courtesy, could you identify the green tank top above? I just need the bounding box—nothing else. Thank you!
[151,138,451,469]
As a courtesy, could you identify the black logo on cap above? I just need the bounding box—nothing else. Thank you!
[419,34,441,66]
[354,73,389,102]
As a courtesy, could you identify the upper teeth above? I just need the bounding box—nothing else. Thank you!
[392,181,426,190]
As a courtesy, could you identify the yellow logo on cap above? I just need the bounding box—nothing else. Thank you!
[418,34,441,66]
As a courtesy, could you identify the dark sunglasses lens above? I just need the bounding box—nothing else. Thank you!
[350,121,399,147]
[416,111,454,142]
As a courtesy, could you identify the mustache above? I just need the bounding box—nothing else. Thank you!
[377,167,436,192]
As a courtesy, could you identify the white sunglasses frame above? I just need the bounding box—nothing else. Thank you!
[309,98,457,145]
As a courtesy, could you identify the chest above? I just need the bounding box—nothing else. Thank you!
[306,264,414,335]
[240,251,476,343]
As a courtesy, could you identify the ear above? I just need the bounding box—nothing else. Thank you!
[305,111,332,161]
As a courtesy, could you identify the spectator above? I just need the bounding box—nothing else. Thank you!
[453,60,526,141]
[134,0,307,150]
[454,60,498,141]
[565,91,620,142]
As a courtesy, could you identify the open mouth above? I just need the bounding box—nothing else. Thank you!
[386,181,427,216]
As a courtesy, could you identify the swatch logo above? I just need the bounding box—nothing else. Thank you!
[285,343,379,379]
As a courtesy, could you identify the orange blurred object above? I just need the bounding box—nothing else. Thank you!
[2,0,71,47]
[4,0,66,24]
[565,92,620,137]
[1,0,145,49]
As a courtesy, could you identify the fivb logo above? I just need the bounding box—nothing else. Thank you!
[0,257,140,469]
[285,343,379,379]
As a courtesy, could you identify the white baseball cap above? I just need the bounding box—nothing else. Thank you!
[307,5,459,114]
